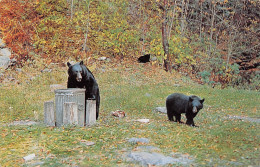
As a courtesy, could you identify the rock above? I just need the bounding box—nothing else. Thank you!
[174,84,181,87]
[136,146,161,152]
[9,120,38,126]
[0,39,5,48]
[136,119,149,123]
[128,152,175,166]
[23,154,35,161]
[41,68,52,73]
[150,56,157,61]
[154,107,167,114]
[80,140,95,146]
[0,56,10,69]
[145,93,151,97]
[226,115,260,123]
[16,68,22,72]
[128,138,150,144]
[98,57,107,61]
[127,151,194,166]
[0,48,11,57]
[106,58,111,62]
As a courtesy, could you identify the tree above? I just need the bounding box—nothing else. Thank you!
[159,0,171,71]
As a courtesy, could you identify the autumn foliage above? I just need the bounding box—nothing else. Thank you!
[0,0,259,89]
[0,0,39,64]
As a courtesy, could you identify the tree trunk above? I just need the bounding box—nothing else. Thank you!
[162,0,171,72]
[199,1,203,39]
[83,1,91,52]
[209,2,216,56]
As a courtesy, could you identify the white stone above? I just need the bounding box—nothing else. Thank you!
[0,56,10,69]
[0,39,6,48]
[98,57,107,61]
[0,48,11,57]
[137,119,150,123]
[23,154,35,161]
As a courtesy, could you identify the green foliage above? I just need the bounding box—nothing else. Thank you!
[199,70,211,84]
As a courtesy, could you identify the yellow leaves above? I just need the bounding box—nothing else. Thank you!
[223,0,228,4]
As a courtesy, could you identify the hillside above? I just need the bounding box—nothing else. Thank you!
[0,0,259,89]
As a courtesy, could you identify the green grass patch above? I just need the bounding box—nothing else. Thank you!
[0,64,259,166]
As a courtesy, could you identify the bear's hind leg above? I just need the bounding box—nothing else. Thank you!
[167,112,174,121]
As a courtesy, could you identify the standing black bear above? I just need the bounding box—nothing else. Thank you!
[166,93,205,127]
[67,61,100,120]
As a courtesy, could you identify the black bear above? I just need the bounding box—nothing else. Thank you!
[67,61,100,120]
[138,54,150,63]
[166,93,205,127]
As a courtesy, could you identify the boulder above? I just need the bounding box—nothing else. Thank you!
[0,56,10,69]
[154,107,167,114]
[0,39,6,48]
[0,48,11,57]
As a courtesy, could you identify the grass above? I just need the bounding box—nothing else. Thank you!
[0,62,259,166]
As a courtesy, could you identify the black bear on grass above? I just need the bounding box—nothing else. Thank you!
[67,61,100,119]
[166,93,205,127]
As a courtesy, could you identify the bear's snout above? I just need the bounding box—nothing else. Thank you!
[192,106,198,113]
[76,73,82,82]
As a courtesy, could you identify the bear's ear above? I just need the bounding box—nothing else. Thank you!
[79,61,84,65]
[189,97,193,102]
[67,62,71,67]
[200,98,205,103]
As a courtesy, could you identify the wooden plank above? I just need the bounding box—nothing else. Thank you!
[44,101,55,126]
[63,102,78,125]
[86,100,96,126]
[55,88,85,127]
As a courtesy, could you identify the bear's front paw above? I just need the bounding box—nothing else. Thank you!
[87,98,96,100]
[190,124,199,128]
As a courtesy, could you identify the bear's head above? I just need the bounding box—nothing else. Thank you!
[189,96,205,113]
[67,61,88,82]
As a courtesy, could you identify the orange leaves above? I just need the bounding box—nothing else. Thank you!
[0,0,39,64]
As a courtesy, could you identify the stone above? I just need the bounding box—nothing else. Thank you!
[98,57,107,61]
[41,68,52,73]
[226,115,260,123]
[0,56,10,69]
[0,48,11,57]
[136,119,149,123]
[174,84,181,87]
[80,140,95,146]
[128,152,175,166]
[9,120,39,126]
[150,56,157,61]
[135,146,161,152]
[23,154,36,161]
[127,151,194,166]
[16,68,22,72]
[106,58,111,62]
[0,39,5,48]
[128,138,150,144]
[154,107,167,114]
